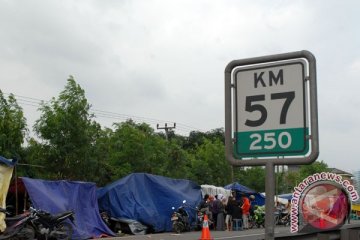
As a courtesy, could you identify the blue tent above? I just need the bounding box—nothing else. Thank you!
[22,177,114,239]
[224,182,258,194]
[97,173,202,232]
[224,182,265,206]
[278,193,293,200]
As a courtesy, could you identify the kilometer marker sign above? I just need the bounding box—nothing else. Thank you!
[234,60,308,157]
[225,50,319,165]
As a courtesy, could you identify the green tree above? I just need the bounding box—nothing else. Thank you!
[189,138,232,186]
[298,160,328,181]
[275,161,328,194]
[183,128,224,150]
[163,138,192,180]
[106,120,170,181]
[89,127,115,186]
[0,91,27,158]
[32,76,100,180]
[279,170,299,193]
[234,167,266,192]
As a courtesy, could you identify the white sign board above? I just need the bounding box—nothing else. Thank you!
[233,60,308,157]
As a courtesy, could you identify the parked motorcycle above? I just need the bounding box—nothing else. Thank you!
[0,207,35,240]
[31,207,75,240]
[0,207,75,240]
[100,211,149,235]
[170,200,191,233]
[249,205,265,228]
[195,207,214,231]
[274,207,290,226]
[195,209,205,231]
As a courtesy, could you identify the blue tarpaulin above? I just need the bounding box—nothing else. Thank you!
[224,182,257,194]
[278,193,293,200]
[0,156,17,167]
[97,173,202,232]
[224,182,265,206]
[22,177,114,239]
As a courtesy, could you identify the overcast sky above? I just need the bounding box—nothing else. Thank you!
[1,0,360,173]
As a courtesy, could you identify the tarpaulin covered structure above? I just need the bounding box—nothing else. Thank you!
[97,173,202,232]
[200,184,232,198]
[278,193,293,200]
[22,177,114,239]
[224,182,265,206]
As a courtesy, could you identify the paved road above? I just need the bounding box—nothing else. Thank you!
[101,226,273,240]
[97,221,360,240]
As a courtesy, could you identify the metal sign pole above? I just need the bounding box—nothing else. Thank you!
[265,161,275,240]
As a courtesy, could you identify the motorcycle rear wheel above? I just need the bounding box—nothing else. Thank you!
[50,222,73,240]
[274,215,280,225]
[0,230,17,239]
[172,222,184,234]
[0,224,35,240]
[195,223,202,231]
[248,216,255,229]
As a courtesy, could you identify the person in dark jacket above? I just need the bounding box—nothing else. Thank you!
[211,195,220,228]
[216,194,226,231]
[198,194,212,220]
[225,196,237,231]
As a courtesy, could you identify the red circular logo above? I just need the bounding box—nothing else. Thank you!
[300,183,349,230]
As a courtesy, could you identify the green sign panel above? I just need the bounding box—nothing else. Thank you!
[234,128,309,157]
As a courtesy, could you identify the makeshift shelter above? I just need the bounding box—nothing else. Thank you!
[6,177,27,216]
[201,184,232,199]
[97,173,202,232]
[224,182,265,206]
[278,193,293,200]
[22,177,114,239]
[262,193,289,205]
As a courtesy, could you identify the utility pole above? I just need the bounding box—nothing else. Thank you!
[157,123,176,140]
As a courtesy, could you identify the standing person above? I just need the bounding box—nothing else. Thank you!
[231,191,239,204]
[225,196,236,231]
[216,194,226,231]
[211,195,220,229]
[285,199,291,212]
[198,194,210,210]
[249,195,256,217]
[208,195,216,228]
[198,194,212,220]
[282,199,291,221]
[241,194,251,230]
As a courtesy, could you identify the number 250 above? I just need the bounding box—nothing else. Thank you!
[250,132,292,150]
[245,91,295,127]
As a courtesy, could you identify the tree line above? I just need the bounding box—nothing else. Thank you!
[0,77,327,192]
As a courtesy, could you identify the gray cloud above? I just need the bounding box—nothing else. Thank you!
[1,0,360,173]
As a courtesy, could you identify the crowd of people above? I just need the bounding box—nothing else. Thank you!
[197,191,256,231]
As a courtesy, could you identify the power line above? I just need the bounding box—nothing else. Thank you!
[15,100,40,108]
[3,93,45,103]
[91,109,202,132]
[2,92,205,133]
